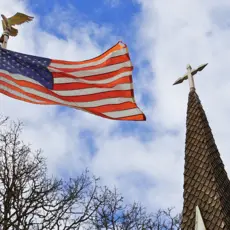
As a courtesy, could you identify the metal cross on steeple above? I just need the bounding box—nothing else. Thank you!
[173,63,208,90]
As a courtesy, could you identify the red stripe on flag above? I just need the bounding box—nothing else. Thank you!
[51,55,130,72]
[51,42,124,65]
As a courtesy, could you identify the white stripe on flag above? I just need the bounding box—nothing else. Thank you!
[104,108,142,118]
[0,78,133,108]
[0,70,41,85]
[53,71,132,85]
[49,48,128,69]
[49,61,132,78]
[0,86,140,119]
[53,83,133,96]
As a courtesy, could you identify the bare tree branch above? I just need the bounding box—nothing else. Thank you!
[0,117,181,230]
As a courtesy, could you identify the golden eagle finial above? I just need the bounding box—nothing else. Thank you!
[0,12,34,47]
[1,12,34,37]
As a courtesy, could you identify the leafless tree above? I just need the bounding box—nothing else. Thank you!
[0,119,110,230]
[0,117,181,230]
[86,187,181,230]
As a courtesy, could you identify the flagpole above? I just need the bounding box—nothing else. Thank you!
[0,14,11,49]
[1,29,10,49]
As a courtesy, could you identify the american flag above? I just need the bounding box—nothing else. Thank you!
[0,42,146,121]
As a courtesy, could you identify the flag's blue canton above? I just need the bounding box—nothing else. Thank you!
[0,48,53,89]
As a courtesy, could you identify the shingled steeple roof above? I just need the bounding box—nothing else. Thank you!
[181,89,230,229]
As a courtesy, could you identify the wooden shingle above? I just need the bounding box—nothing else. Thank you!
[181,90,230,229]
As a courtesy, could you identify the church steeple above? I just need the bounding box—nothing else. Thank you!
[174,64,230,229]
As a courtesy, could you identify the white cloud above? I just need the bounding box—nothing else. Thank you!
[131,0,230,210]
[2,0,230,217]
[0,0,117,176]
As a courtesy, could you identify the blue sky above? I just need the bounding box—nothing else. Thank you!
[2,0,230,216]
[26,0,154,142]
[28,0,141,49]
[28,0,140,32]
